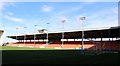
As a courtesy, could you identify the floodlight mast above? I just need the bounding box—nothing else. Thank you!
[16,27,19,44]
[61,19,66,48]
[24,27,27,45]
[46,23,50,45]
[34,25,37,48]
[80,17,86,50]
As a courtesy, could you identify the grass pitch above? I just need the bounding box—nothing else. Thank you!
[1,46,58,50]
[1,46,72,50]
[1,46,119,64]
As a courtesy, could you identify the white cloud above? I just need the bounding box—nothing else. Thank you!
[4,15,24,22]
[41,5,52,12]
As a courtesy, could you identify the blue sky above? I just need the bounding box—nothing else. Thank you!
[0,1,119,43]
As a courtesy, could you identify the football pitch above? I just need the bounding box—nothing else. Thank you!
[1,46,119,64]
[1,46,63,50]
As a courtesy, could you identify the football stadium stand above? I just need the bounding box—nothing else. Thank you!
[6,26,120,52]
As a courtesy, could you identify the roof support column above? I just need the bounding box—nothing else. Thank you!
[108,29,111,41]
[24,35,26,45]
[100,32,102,51]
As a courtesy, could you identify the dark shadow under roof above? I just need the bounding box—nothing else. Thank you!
[7,26,120,40]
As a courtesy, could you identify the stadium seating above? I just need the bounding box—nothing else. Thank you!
[87,41,119,51]
[45,44,61,48]
[100,41,119,51]
[6,41,119,51]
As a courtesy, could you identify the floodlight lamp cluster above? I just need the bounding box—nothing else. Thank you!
[80,17,86,20]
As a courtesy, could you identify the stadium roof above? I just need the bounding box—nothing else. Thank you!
[7,26,120,40]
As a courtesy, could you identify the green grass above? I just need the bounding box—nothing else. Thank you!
[1,46,119,64]
[1,46,70,50]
